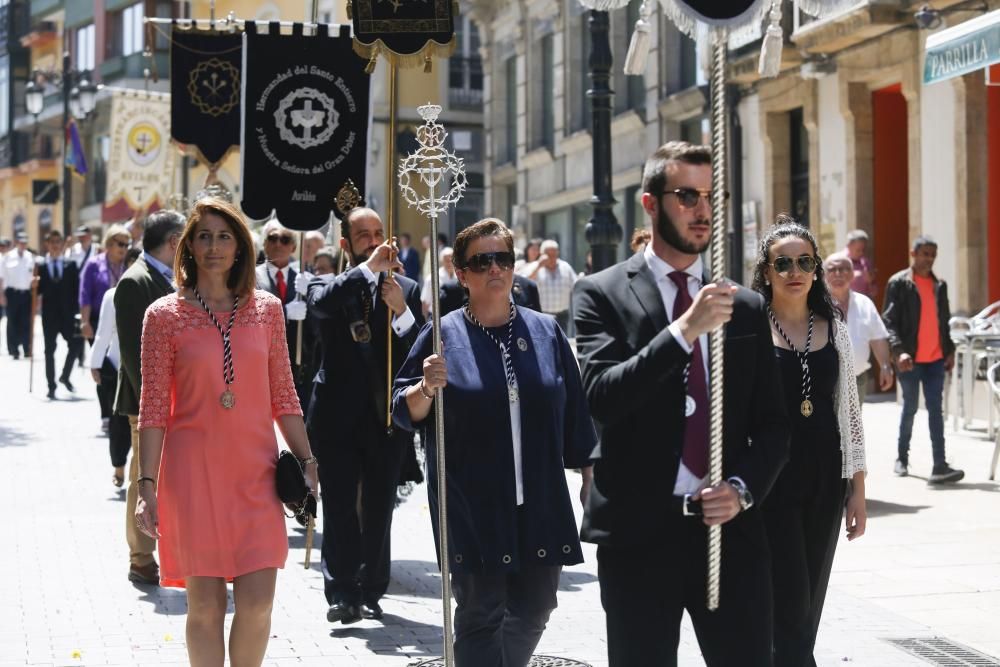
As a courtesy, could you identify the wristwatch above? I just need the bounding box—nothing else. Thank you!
[727,477,754,511]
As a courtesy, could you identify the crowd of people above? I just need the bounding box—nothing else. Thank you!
[0,138,968,667]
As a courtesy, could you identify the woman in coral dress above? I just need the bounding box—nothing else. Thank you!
[135,198,318,667]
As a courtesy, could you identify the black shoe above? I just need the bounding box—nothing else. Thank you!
[360,601,384,620]
[893,459,909,477]
[60,377,75,393]
[327,602,362,625]
[46,388,57,400]
[928,463,964,484]
[11,353,19,360]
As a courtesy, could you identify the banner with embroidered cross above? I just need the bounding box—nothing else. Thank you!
[239,22,371,230]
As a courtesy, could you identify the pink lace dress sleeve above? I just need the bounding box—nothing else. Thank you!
[266,296,303,419]
[138,298,176,430]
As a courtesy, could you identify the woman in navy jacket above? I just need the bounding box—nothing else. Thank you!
[393,218,596,667]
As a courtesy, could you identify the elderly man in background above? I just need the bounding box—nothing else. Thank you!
[421,246,455,318]
[845,229,877,300]
[0,233,35,359]
[523,239,577,332]
[66,225,98,269]
[302,230,327,273]
[824,252,893,405]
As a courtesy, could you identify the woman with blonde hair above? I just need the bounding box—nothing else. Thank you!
[135,198,317,666]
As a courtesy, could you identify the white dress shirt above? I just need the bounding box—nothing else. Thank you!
[65,242,94,269]
[844,291,889,375]
[266,263,291,292]
[90,288,121,370]
[358,263,416,336]
[1,249,35,290]
[642,245,711,496]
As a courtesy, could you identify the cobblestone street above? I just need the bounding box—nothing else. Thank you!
[1,337,998,666]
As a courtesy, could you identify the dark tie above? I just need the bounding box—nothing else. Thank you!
[276,269,287,302]
[52,260,61,281]
[668,271,709,479]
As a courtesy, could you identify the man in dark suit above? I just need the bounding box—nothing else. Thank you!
[255,219,314,407]
[573,141,790,667]
[115,209,185,586]
[36,230,82,399]
[438,272,541,315]
[307,207,424,624]
[397,232,421,280]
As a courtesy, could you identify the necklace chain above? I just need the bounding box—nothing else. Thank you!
[194,288,239,387]
[768,307,814,405]
[465,302,518,399]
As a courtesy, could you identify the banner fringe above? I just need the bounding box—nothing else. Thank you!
[352,37,456,71]
[576,0,633,10]
[658,0,770,39]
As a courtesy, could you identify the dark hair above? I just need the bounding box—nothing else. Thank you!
[175,198,257,296]
[45,230,63,241]
[750,215,841,322]
[143,209,186,253]
[453,218,515,268]
[912,235,937,251]
[642,141,712,197]
[124,247,143,268]
[630,228,652,253]
[437,232,448,246]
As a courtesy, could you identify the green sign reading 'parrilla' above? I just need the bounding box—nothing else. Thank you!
[924,19,1000,85]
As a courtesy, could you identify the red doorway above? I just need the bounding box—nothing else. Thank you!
[988,65,1000,304]
[871,84,910,309]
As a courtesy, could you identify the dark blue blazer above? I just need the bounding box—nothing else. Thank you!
[392,307,596,574]
[398,246,421,282]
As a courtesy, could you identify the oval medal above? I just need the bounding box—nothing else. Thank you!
[221,389,236,409]
[517,337,528,352]
[800,399,813,417]
[685,395,697,417]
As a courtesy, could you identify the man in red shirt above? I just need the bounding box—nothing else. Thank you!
[882,236,963,483]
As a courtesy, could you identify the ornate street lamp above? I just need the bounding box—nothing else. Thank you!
[24,53,100,236]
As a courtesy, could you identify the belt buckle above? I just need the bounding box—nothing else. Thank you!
[682,493,697,517]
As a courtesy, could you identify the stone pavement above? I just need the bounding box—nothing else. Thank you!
[0,329,999,666]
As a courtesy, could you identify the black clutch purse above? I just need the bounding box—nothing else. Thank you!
[275,450,317,527]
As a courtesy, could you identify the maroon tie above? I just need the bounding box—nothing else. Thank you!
[276,270,288,302]
[668,271,709,479]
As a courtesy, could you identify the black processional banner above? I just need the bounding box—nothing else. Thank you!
[170,29,242,166]
[240,23,371,229]
[350,0,456,67]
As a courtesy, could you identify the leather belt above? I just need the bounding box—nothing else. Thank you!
[670,494,703,517]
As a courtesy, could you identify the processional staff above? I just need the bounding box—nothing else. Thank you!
[398,103,468,667]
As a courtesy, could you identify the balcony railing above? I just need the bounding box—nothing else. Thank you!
[449,86,484,110]
[449,56,484,110]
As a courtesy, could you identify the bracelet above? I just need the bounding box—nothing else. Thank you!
[138,476,157,486]
[299,456,318,466]
[418,380,435,400]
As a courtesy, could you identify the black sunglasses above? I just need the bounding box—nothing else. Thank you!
[463,251,515,273]
[770,255,818,276]
[663,187,729,209]
[112,240,130,249]
[267,234,294,245]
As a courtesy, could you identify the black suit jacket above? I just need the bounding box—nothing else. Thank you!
[572,251,789,548]
[114,256,174,416]
[307,266,424,433]
[438,274,542,316]
[36,258,80,332]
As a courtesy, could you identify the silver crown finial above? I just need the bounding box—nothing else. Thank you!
[417,103,442,123]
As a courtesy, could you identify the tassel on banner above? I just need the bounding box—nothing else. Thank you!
[623,0,654,76]
[758,1,784,78]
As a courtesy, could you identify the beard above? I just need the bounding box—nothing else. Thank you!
[656,206,712,256]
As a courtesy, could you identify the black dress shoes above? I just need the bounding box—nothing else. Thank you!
[327,601,362,624]
[361,601,384,620]
[60,377,75,392]
[46,388,57,400]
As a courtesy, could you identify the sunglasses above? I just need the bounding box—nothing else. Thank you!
[463,251,515,273]
[267,234,294,245]
[112,240,130,249]
[663,188,729,209]
[770,255,818,276]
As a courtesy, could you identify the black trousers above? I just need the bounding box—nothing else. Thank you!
[42,317,81,391]
[315,415,409,606]
[100,359,131,467]
[762,444,847,667]
[5,288,31,356]
[88,311,112,420]
[451,565,561,667]
[597,513,774,667]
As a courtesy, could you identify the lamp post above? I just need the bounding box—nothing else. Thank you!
[24,51,98,237]
[585,10,623,274]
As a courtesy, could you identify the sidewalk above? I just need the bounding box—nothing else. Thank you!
[0,328,998,666]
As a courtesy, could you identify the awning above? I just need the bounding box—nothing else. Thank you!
[925,8,1000,85]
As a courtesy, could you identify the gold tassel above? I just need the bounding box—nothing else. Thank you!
[424,55,433,74]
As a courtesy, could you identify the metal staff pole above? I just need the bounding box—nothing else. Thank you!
[398,104,467,667]
[385,63,399,433]
[706,31,729,613]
